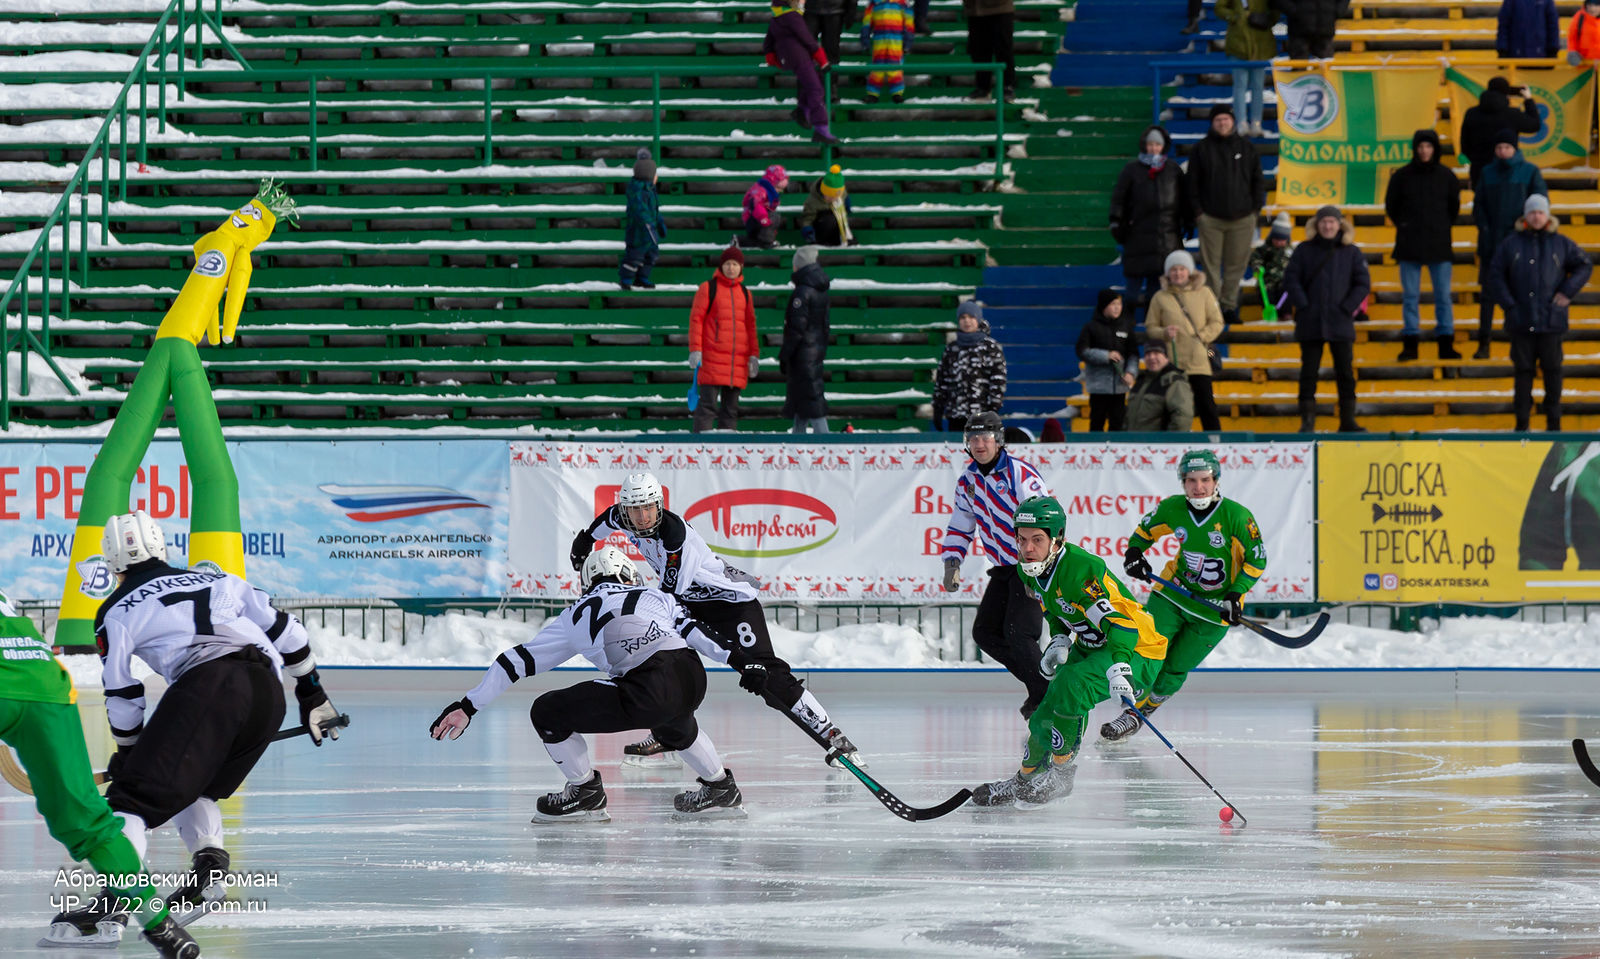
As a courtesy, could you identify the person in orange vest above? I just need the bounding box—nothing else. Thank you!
[688,241,761,432]
[1569,0,1600,61]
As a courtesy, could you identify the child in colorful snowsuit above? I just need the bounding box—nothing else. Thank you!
[969,497,1169,808]
[620,147,666,290]
[743,165,790,249]
[765,2,839,143]
[861,0,914,102]
[799,164,855,246]
[1112,449,1266,742]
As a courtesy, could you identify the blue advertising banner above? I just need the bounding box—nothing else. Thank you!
[1,440,508,601]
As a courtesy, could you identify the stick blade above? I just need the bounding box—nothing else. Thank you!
[1247,611,1330,649]
[1574,739,1600,789]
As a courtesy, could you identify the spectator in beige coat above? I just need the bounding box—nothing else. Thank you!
[1144,250,1225,430]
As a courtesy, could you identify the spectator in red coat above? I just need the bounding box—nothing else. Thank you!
[689,242,762,432]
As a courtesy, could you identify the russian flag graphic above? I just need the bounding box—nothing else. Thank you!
[320,484,490,523]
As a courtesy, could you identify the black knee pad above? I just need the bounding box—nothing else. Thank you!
[530,704,570,744]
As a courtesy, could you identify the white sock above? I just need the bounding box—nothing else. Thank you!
[790,689,831,733]
[114,812,148,862]
[543,734,594,783]
[172,798,223,854]
[678,731,725,782]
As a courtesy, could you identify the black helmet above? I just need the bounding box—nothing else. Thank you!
[963,411,1005,447]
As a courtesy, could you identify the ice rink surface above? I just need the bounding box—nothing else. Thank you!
[4,668,1599,959]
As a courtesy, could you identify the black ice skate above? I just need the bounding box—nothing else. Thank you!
[1016,762,1077,809]
[172,846,229,909]
[39,898,128,948]
[621,734,681,768]
[1099,707,1145,743]
[532,772,610,824]
[142,915,202,959]
[822,726,867,768]
[672,769,747,820]
[968,772,1023,808]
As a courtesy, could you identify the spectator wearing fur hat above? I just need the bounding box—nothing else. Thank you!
[1283,205,1371,433]
[743,165,791,250]
[799,165,855,246]
[619,148,665,290]
[1458,78,1542,190]
[781,245,832,434]
[1385,128,1463,361]
[689,242,761,432]
[1246,211,1294,317]
[1485,194,1592,431]
[1124,341,1195,432]
[1189,104,1266,327]
[1473,130,1547,358]
[1109,125,1192,327]
[766,1,839,143]
[932,299,1007,432]
[1075,289,1138,431]
[1144,250,1225,430]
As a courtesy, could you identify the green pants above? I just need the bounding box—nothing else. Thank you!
[1146,593,1229,703]
[0,697,163,925]
[1024,642,1161,771]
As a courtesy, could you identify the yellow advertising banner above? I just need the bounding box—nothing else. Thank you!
[1318,441,1600,602]
[1445,66,1595,169]
[1272,67,1440,207]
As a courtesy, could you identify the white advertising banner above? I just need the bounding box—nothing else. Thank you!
[507,441,1315,604]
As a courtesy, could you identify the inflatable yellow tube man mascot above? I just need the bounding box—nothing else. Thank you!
[56,181,297,647]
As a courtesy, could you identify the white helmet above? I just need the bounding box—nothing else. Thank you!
[102,509,167,573]
[581,545,640,590]
[616,472,664,535]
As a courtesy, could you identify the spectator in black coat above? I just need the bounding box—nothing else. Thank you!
[1271,0,1346,59]
[932,300,1007,432]
[1498,0,1561,58]
[1074,289,1138,431]
[1108,125,1192,326]
[1189,105,1266,326]
[806,0,856,99]
[1458,78,1542,189]
[1384,128,1463,361]
[1283,204,1372,433]
[1485,195,1593,431]
[1474,130,1549,357]
[781,245,832,434]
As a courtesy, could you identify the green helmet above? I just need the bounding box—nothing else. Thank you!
[1014,496,1067,540]
[1177,449,1221,483]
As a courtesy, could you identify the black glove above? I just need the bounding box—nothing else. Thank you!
[738,663,771,696]
[1123,547,1152,583]
[1222,592,1244,626]
[430,697,477,740]
[295,670,341,745]
[570,530,593,572]
[105,747,132,782]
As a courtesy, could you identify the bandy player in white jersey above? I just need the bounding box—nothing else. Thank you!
[570,473,863,766]
[92,510,342,912]
[429,546,745,821]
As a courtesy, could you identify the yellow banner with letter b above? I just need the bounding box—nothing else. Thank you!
[1445,66,1594,169]
[1272,67,1440,207]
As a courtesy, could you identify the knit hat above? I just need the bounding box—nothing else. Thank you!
[957,299,983,321]
[1486,76,1513,94]
[1143,128,1167,149]
[1314,204,1343,226]
[1524,193,1551,216]
[764,164,789,188]
[633,147,655,181]
[793,244,820,272]
[1095,288,1123,316]
[1209,103,1235,121]
[1143,340,1168,356]
[1268,211,1293,241]
[1493,128,1519,148]
[719,239,745,267]
[819,164,846,198]
[1164,249,1195,273]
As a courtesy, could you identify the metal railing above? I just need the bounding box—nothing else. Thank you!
[1146,57,1274,125]
[0,0,249,427]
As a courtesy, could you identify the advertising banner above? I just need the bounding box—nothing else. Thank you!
[0,440,507,601]
[507,441,1316,603]
[1272,67,1439,206]
[1446,66,1594,169]
[1318,440,1600,602]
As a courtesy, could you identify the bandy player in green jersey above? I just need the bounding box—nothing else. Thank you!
[1110,449,1266,742]
[969,497,1169,808]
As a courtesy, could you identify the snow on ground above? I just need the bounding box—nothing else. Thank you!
[4,350,95,398]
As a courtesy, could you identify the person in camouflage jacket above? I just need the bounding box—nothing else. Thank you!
[932,299,1007,431]
[1245,211,1293,316]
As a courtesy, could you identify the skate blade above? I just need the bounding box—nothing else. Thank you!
[38,924,122,949]
[530,809,611,824]
[965,801,1016,811]
[671,805,749,823]
[621,752,682,768]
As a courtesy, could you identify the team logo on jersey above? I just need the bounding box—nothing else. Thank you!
[1246,518,1260,540]
[319,484,490,522]
[685,489,838,558]
[193,250,228,278]
[1208,530,1225,548]
[1050,726,1065,752]
[1174,528,1188,542]
[662,552,681,590]
[1083,578,1105,599]
[76,557,116,600]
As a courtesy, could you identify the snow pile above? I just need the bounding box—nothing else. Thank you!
[1210,614,1600,670]
[5,350,96,398]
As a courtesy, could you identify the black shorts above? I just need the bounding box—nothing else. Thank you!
[682,598,805,709]
[530,647,707,751]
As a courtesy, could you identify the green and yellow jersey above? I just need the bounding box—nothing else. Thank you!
[1129,495,1266,621]
[0,591,75,706]
[1021,543,1168,664]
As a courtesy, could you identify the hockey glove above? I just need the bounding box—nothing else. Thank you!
[1039,635,1072,678]
[1222,592,1244,626]
[430,698,477,740]
[1069,618,1106,649]
[295,670,340,745]
[738,663,771,696]
[1106,662,1135,708]
[569,530,594,572]
[942,557,961,592]
[1123,547,1152,583]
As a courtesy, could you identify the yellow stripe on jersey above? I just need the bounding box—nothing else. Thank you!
[1097,572,1168,661]
[1230,536,1264,580]
[1135,522,1172,543]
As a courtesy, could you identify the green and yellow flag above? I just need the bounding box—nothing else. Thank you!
[1272,67,1439,207]
[1445,66,1594,169]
